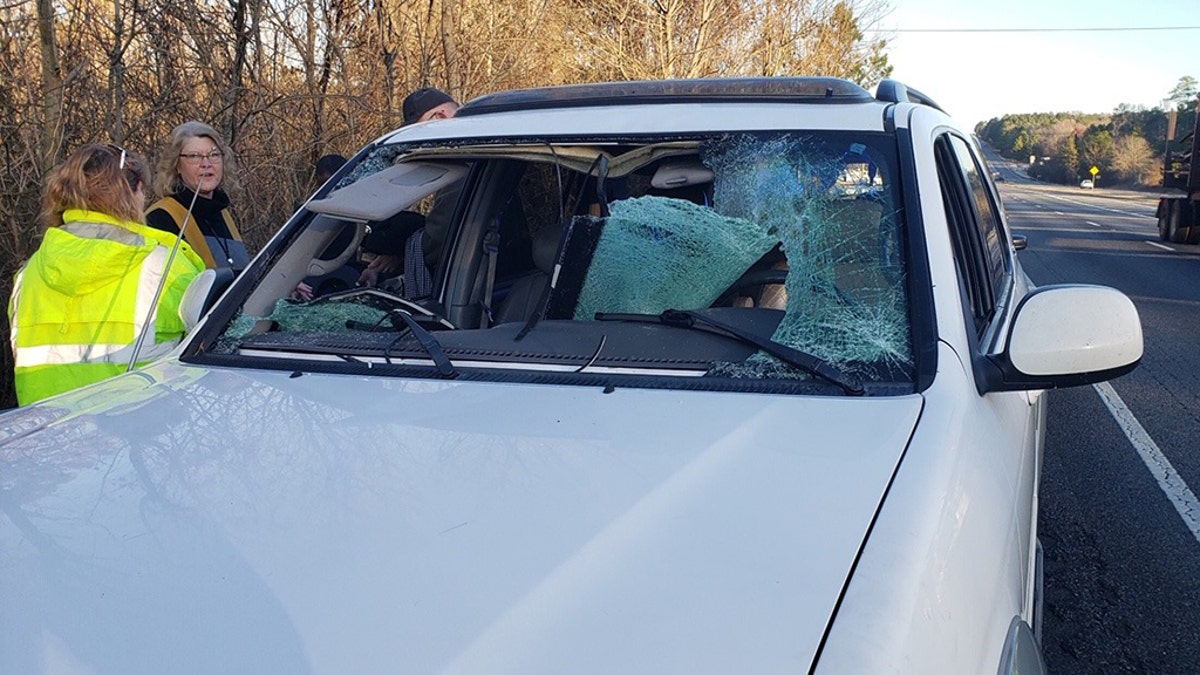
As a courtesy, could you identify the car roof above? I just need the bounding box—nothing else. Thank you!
[382,77,932,144]
[456,77,873,113]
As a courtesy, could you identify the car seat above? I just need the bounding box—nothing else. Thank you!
[493,221,564,324]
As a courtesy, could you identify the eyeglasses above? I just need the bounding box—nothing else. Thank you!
[179,150,225,165]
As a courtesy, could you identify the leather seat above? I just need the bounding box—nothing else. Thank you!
[494,221,563,324]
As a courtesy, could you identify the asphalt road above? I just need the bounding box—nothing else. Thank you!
[994,171,1200,673]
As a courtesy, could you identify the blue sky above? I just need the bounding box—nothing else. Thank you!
[876,0,1198,128]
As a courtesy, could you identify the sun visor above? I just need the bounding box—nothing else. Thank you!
[651,160,714,189]
[307,161,468,222]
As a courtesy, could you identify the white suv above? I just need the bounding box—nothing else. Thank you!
[0,78,1142,674]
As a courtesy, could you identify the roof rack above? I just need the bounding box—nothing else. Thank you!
[457,77,874,118]
[875,79,946,114]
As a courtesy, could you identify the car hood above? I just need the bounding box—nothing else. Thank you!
[0,361,922,674]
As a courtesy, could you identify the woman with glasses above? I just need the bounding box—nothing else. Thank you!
[146,121,250,273]
[8,143,206,405]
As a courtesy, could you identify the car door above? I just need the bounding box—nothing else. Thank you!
[934,131,1044,640]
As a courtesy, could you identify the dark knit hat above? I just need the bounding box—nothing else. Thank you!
[402,88,456,126]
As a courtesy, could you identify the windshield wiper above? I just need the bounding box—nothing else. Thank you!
[346,309,457,377]
[385,309,457,377]
[595,309,864,395]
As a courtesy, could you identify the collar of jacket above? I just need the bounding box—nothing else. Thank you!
[62,209,205,269]
[62,208,140,230]
[172,187,231,216]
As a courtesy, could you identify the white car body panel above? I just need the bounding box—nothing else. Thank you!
[814,342,1042,673]
[1,361,922,674]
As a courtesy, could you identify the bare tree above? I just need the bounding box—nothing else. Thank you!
[105,0,129,141]
[36,0,65,171]
[749,0,890,82]
[560,0,890,85]
[1110,134,1158,185]
[563,0,745,81]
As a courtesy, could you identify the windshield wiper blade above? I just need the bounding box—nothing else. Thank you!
[386,309,457,378]
[595,309,864,395]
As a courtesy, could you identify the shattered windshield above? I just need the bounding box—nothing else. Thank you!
[574,135,908,372]
[206,130,912,393]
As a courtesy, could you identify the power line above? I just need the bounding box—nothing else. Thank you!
[877,26,1200,34]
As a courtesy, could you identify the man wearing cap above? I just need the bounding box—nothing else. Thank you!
[402,88,459,126]
[358,88,462,293]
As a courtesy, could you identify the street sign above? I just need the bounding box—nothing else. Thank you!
[1090,165,1100,176]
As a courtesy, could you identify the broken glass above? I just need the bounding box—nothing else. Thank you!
[572,196,777,319]
[702,134,912,372]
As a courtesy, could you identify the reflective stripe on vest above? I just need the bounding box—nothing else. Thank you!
[132,244,166,358]
[13,338,177,368]
[8,267,23,358]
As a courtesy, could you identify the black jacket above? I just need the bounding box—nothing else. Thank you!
[146,188,250,270]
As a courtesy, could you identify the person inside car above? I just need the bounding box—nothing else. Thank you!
[402,87,459,125]
[356,210,427,291]
[315,153,347,186]
[357,88,462,293]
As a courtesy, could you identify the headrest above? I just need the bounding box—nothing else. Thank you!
[363,210,425,254]
[532,221,564,273]
[651,160,714,189]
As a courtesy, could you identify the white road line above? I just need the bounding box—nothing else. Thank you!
[1146,241,1175,251]
[1040,193,1153,218]
[1086,221,1102,227]
[1094,381,1200,544]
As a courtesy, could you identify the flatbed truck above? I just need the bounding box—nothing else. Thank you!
[1158,101,1200,244]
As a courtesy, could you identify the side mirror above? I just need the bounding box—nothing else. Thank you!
[179,267,236,330]
[1011,234,1027,251]
[983,284,1142,392]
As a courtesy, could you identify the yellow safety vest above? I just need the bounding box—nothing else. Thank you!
[147,196,243,270]
[8,210,204,405]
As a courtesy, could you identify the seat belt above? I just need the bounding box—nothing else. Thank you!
[479,214,501,327]
[479,193,516,327]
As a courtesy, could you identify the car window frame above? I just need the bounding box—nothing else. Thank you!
[934,132,1017,351]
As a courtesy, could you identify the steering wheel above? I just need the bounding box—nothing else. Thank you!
[307,220,366,277]
[316,286,456,331]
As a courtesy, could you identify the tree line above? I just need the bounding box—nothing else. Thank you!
[0,0,891,408]
[975,76,1199,188]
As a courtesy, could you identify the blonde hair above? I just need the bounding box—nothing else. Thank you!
[152,120,240,198]
[40,143,148,230]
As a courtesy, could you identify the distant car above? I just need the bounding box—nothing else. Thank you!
[991,170,1005,181]
[0,77,1145,674]
[1080,179,1094,189]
